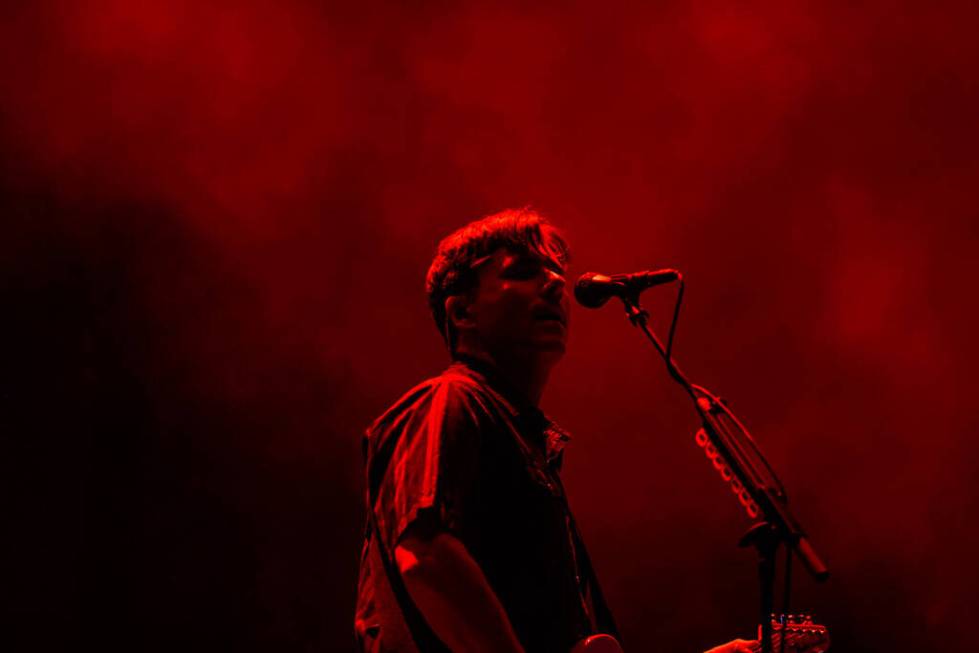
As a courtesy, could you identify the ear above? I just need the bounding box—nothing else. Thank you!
[445,295,475,331]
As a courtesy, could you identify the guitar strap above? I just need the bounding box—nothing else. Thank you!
[566,512,623,644]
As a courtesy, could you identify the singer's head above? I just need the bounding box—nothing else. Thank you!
[426,208,571,373]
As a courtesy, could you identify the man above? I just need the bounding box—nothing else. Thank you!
[355,209,755,652]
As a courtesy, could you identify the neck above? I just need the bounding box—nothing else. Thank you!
[455,347,553,407]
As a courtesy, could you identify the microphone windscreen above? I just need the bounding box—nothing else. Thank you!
[574,273,614,309]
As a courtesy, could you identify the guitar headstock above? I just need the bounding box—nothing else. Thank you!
[755,613,830,653]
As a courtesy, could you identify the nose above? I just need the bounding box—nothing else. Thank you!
[542,268,566,300]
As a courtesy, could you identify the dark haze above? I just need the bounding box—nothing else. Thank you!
[3,2,978,651]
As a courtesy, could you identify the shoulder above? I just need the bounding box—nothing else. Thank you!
[367,366,494,439]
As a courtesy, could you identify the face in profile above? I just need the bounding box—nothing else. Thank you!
[463,246,570,363]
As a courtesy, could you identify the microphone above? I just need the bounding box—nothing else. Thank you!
[574,269,680,308]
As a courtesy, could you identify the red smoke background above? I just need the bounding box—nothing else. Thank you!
[3,1,977,651]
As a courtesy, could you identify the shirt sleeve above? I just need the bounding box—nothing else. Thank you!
[370,378,485,554]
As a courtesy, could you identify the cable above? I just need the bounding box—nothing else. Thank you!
[665,278,685,361]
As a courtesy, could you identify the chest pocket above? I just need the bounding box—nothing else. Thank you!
[500,416,564,498]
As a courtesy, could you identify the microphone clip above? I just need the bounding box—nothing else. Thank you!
[621,293,650,327]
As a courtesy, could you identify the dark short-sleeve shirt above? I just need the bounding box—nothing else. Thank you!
[354,358,617,653]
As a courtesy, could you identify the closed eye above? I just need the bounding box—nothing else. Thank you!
[503,256,566,281]
[502,259,542,279]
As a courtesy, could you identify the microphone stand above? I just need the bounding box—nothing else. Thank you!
[617,289,829,653]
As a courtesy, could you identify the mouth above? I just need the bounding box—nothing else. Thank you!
[532,307,566,326]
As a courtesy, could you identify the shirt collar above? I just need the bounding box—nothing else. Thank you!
[451,355,572,461]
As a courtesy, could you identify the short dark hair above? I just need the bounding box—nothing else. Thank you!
[425,207,571,350]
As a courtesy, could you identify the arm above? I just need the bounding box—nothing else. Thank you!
[703,640,757,653]
[395,527,525,653]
